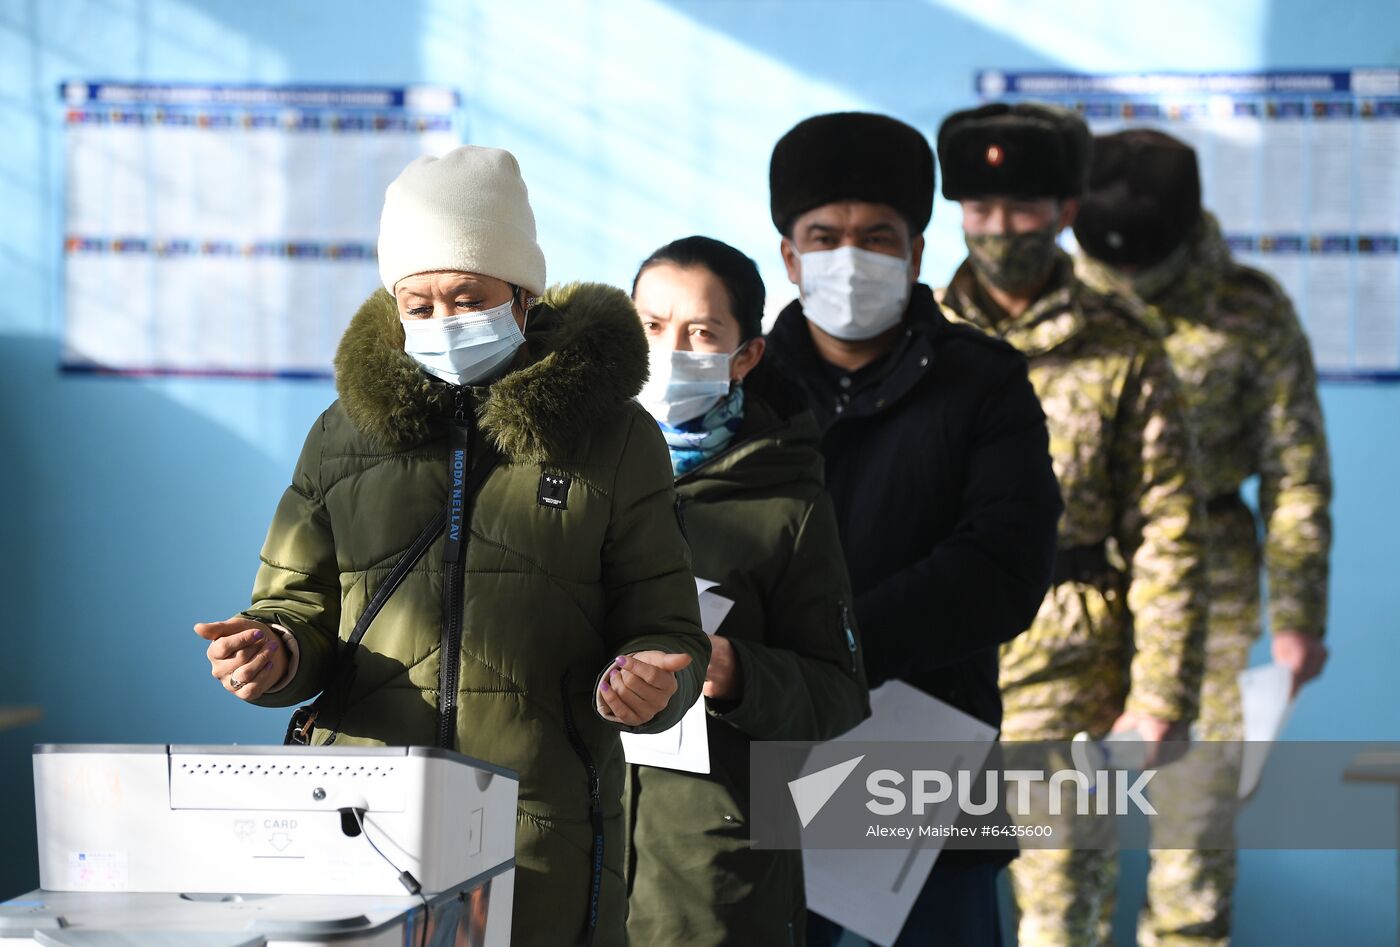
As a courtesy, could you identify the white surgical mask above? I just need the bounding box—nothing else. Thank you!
[400,298,525,387]
[637,346,738,427]
[799,245,911,340]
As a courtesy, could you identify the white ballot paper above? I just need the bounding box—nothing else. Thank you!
[1237,662,1297,799]
[804,680,998,947]
[619,578,734,774]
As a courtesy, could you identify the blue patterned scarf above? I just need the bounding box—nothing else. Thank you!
[659,387,745,475]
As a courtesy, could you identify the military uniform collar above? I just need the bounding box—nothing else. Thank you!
[1075,212,1231,324]
[942,251,1085,356]
[1148,212,1230,316]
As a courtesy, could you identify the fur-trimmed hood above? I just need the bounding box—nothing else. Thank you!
[333,282,649,463]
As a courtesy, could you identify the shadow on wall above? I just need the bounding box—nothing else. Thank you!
[0,333,299,899]
[638,0,1069,287]
[1249,6,1400,946]
[0,0,430,903]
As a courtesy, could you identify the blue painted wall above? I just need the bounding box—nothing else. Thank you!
[1,1,1396,942]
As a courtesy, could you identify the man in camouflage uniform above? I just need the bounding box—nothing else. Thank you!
[1074,129,1333,947]
[935,104,1210,946]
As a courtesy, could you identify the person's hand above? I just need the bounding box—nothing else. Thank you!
[702,635,742,701]
[1111,710,1188,768]
[194,617,287,702]
[1272,630,1328,697]
[596,651,693,727]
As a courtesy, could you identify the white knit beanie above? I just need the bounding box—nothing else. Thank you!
[377,145,547,295]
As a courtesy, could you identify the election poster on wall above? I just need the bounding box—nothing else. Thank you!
[982,68,1400,381]
[59,82,460,378]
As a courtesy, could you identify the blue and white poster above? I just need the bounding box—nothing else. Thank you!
[981,68,1400,381]
[59,82,461,378]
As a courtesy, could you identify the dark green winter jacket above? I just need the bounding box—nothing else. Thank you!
[244,282,710,947]
[625,396,869,947]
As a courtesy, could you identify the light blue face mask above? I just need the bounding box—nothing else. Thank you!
[400,297,525,387]
[637,346,738,427]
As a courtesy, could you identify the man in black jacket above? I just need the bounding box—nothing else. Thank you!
[763,111,1063,947]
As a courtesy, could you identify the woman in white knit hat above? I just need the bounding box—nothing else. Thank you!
[194,145,710,946]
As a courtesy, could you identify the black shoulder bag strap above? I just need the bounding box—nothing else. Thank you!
[284,434,503,746]
[284,504,447,746]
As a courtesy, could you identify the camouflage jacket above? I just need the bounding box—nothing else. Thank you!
[1077,214,1333,638]
[941,253,1208,722]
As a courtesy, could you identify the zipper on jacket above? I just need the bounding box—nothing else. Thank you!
[559,673,604,947]
[840,601,858,675]
[673,495,689,545]
[437,388,470,750]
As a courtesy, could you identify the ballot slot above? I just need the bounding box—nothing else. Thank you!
[167,749,408,813]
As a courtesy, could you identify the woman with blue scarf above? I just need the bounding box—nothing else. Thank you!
[625,236,870,946]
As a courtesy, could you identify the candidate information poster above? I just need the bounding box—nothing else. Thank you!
[980,68,1400,381]
[59,82,460,378]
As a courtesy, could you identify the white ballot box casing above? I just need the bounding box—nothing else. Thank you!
[1,744,519,946]
[0,884,511,946]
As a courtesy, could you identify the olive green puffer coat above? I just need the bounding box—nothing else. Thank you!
[245,282,710,946]
[625,396,870,947]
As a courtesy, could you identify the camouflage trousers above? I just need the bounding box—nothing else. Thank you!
[1002,752,1121,946]
[1001,581,1128,947]
[1139,526,1259,947]
[1001,531,1257,946]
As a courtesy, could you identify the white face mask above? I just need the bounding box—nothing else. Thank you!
[400,297,525,387]
[799,245,912,341]
[637,346,738,427]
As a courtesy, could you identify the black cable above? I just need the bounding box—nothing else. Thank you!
[347,807,430,947]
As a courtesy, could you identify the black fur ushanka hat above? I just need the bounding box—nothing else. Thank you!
[1073,128,1203,268]
[937,102,1091,202]
[769,112,935,236]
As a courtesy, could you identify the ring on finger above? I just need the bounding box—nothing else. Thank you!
[229,677,246,689]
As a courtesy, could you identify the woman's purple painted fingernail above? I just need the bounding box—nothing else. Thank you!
[615,655,627,667]
[252,629,264,641]
[600,678,611,692]
[267,639,279,652]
